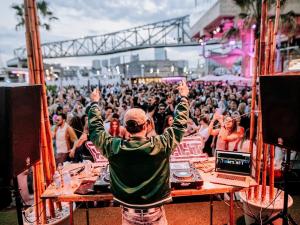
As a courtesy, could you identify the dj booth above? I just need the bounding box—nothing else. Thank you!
[41,137,257,225]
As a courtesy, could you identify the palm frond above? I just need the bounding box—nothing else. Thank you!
[12,0,58,31]
[239,13,249,19]
[233,0,249,10]
[37,0,49,17]
[222,27,241,41]
[49,16,59,21]
[280,11,298,38]
[42,23,50,31]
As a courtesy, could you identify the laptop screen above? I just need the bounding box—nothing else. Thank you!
[215,150,251,176]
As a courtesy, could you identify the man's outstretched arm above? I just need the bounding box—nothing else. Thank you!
[88,89,111,157]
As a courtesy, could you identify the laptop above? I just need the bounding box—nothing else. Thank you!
[209,150,252,188]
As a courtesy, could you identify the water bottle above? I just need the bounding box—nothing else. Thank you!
[53,171,61,189]
[62,171,72,194]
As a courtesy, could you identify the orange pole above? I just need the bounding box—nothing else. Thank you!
[258,0,268,76]
[269,24,275,74]
[32,0,57,216]
[261,20,273,202]
[264,20,272,75]
[268,1,280,201]
[254,100,263,200]
[33,161,46,224]
[24,0,35,84]
[269,145,275,200]
[261,144,268,202]
[248,40,259,199]
[270,0,281,74]
[249,40,259,158]
[24,0,57,221]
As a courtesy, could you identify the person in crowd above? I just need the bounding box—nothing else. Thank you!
[208,112,239,152]
[238,102,250,130]
[108,118,127,139]
[163,115,174,132]
[103,106,113,131]
[228,99,238,115]
[88,81,189,225]
[72,103,85,118]
[69,116,84,139]
[53,113,78,165]
[165,95,175,115]
[198,116,214,156]
[192,107,202,125]
[184,118,199,137]
[153,103,168,135]
[229,111,245,151]
[198,116,210,142]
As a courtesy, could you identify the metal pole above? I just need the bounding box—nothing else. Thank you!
[13,177,24,225]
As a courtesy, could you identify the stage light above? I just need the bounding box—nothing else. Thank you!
[216,27,221,33]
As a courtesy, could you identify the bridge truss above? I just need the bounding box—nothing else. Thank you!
[14,15,217,59]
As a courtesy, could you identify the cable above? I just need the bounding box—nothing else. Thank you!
[22,205,45,224]
[233,192,258,219]
[259,189,282,224]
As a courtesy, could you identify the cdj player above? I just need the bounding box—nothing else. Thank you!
[93,165,110,192]
[93,161,204,192]
[170,161,203,189]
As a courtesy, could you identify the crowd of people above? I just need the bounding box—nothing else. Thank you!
[47,81,254,164]
[46,80,299,224]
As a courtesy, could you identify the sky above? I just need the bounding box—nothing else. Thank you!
[0,0,217,68]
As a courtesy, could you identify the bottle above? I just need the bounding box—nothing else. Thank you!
[62,171,72,194]
[53,171,61,189]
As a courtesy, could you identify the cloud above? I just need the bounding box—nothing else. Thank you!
[0,0,203,67]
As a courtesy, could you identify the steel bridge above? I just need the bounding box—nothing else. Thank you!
[14,15,218,59]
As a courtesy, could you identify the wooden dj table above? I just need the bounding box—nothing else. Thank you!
[41,162,257,225]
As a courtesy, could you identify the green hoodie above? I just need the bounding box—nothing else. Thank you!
[88,99,189,208]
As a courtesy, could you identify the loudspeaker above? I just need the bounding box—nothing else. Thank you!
[0,84,41,184]
[260,75,300,151]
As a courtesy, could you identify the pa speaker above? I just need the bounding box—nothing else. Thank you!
[0,84,41,183]
[260,75,300,151]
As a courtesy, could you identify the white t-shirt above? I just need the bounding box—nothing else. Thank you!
[55,123,69,154]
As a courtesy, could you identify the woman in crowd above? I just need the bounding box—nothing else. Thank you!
[108,118,127,139]
[229,111,245,151]
[184,118,199,137]
[208,112,240,151]
[163,115,174,132]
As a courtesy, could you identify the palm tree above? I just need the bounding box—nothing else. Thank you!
[223,0,297,40]
[12,0,58,31]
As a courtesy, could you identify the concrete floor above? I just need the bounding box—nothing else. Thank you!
[0,195,299,225]
[61,195,300,225]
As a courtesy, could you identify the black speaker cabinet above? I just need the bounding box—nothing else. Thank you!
[260,75,300,151]
[0,84,41,183]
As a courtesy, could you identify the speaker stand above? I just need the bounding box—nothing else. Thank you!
[13,177,24,225]
[263,149,297,225]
